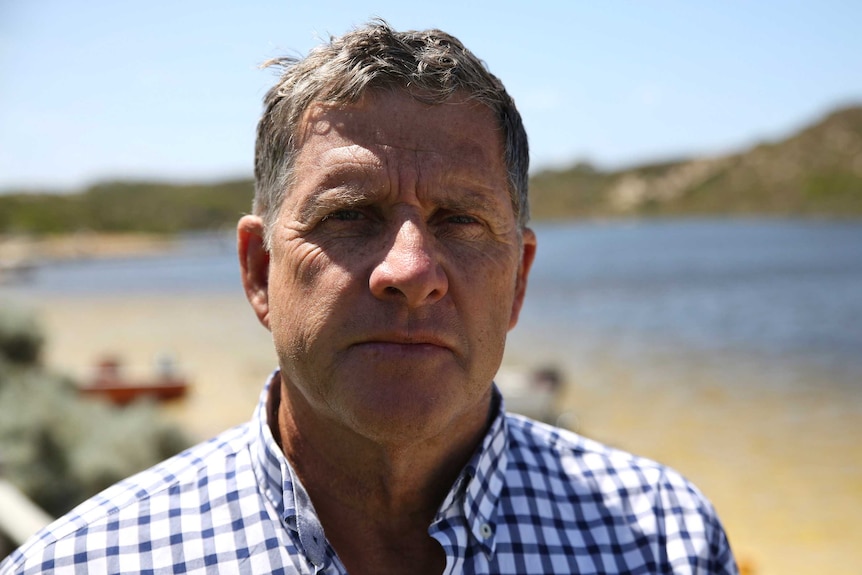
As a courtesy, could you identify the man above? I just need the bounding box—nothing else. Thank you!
[1,21,737,574]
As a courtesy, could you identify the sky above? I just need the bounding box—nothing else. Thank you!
[2,0,862,191]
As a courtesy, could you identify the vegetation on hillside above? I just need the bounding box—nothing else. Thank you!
[531,105,862,220]
[1,105,861,235]
[0,180,254,235]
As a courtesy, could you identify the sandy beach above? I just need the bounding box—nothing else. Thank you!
[4,290,861,575]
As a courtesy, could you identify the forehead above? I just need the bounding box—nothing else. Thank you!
[292,90,507,183]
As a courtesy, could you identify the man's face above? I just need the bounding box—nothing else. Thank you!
[249,90,535,444]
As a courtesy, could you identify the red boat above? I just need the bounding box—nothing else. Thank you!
[79,356,188,406]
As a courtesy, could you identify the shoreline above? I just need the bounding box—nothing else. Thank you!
[0,232,178,268]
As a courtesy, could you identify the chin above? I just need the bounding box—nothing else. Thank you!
[337,381,487,446]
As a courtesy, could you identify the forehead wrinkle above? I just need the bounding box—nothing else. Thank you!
[299,143,507,219]
[293,97,510,219]
[305,99,496,169]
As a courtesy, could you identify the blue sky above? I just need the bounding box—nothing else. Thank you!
[2,1,861,191]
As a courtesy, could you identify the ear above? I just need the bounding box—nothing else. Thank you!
[237,215,272,330]
[508,227,537,331]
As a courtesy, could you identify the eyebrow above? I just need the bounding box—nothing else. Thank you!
[435,186,503,216]
[294,163,510,223]
[297,185,371,222]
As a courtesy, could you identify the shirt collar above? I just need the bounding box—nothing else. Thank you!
[250,371,510,562]
[251,371,287,519]
[250,372,329,568]
[435,386,508,557]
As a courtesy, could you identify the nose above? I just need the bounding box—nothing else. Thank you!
[369,218,448,307]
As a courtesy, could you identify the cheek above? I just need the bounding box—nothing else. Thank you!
[455,246,520,303]
[453,256,520,342]
[268,244,358,349]
[267,246,326,338]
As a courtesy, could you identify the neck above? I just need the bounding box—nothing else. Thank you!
[271,374,491,519]
[268,374,493,574]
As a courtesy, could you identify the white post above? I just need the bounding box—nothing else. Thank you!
[0,478,53,547]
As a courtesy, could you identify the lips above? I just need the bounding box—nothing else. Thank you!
[349,331,456,354]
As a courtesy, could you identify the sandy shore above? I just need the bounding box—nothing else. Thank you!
[0,232,177,264]
[11,293,276,440]
[3,291,861,575]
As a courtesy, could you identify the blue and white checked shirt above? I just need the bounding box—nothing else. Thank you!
[2,373,737,574]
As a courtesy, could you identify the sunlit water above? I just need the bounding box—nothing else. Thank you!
[509,218,862,386]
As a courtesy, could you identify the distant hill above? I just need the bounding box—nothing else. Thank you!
[0,180,254,235]
[1,105,861,236]
[529,105,862,219]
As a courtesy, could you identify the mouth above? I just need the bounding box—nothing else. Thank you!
[350,332,455,355]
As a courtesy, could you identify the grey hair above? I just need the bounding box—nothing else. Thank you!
[253,19,530,247]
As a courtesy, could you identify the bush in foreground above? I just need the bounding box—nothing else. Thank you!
[0,304,192,518]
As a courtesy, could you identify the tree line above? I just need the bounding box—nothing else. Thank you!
[0,180,255,235]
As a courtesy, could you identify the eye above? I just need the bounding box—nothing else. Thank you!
[322,209,365,222]
[445,214,479,225]
[433,210,486,240]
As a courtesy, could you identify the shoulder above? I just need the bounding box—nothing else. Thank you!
[1,423,254,573]
[501,414,737,572]
[505,412,698,499]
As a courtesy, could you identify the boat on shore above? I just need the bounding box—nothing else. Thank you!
[78,356,188,406]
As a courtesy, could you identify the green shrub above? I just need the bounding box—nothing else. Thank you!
[0,306,192,518]
[0,306,44,366]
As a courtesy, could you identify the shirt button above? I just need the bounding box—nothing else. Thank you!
[480,523,493,538]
